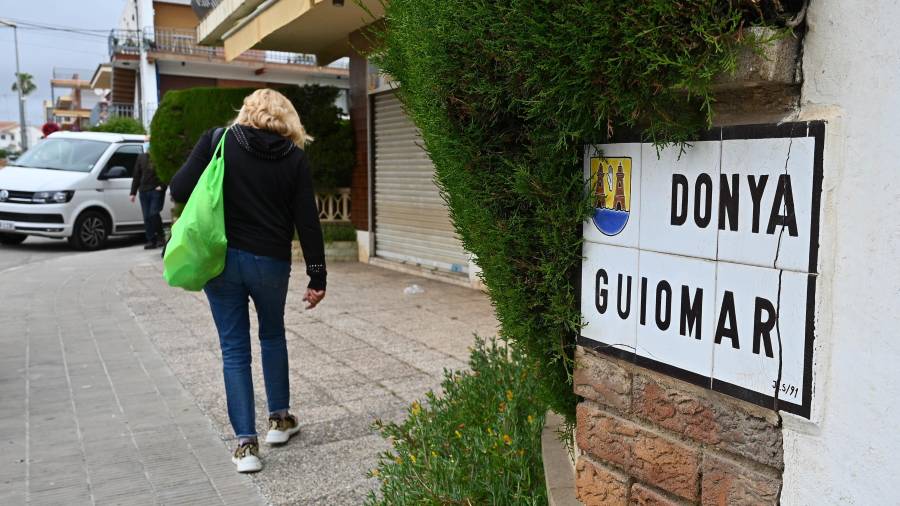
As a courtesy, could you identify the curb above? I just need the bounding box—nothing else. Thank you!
[542,411,581,506]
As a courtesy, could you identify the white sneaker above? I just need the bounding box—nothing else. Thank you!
[232,442,262,473]
[265,414,301,445]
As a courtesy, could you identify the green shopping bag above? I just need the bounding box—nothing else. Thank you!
[163,128,229,291]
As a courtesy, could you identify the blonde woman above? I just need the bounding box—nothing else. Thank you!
[170,89,326,473]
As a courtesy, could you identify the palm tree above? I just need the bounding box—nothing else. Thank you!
[11,72,36,96]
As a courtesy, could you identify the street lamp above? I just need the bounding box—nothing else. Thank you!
[0,19,28,152]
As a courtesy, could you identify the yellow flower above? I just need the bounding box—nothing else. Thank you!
[527,415,534,424]
[395,457,403,464]
[371,468,380,476]
[502,434,512,445]
[498,402,506,413]
[431,451,438,457]
[455,430,462,439]
[486,428,493,435]
[506,390,514,401]
[409,454,417,463]
[411,401,421,416]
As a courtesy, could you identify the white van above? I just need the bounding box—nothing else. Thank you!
[0,131,172,250]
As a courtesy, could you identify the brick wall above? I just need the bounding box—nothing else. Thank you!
[573,346,783,505]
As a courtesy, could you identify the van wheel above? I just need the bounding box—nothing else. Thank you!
[0,233,27,245]
[68,211,109,251]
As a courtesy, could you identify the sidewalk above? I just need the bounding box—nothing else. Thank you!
[120,255,498,504]
[0,248,264,506]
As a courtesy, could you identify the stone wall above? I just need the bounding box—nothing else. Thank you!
[573,346,783,505]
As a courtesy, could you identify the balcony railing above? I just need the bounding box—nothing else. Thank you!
[316,188,351,223]
[109,103,135,118]
[108,29,144,56]
[109,27,319,67]
[91,102,137,126]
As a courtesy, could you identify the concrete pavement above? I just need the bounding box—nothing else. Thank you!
[0,241,497,505]
[0,244,264,505]
[122,254,498,505]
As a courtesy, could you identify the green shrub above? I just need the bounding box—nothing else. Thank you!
[322,222,357,243]
[90,116,146,135]
[149,85,353,189]
[370,0,779,420]
[0,148,7,159]
[367,338,548,506]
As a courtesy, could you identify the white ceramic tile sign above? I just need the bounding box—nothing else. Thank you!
[580,122,824,418]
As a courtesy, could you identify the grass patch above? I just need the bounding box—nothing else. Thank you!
[367,339,548,506]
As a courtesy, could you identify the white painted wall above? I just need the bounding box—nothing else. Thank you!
[118,0,139,31]
[781,2,900,504]
[137,0,159,128]
[154,60,350,90]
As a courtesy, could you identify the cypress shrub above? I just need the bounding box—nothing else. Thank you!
[370,0,780,419]
[149,85,353,189]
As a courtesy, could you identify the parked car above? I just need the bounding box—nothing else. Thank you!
[0,131,172,250]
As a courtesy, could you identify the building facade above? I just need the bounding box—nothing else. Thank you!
[97,0,350,128]
[196,0,480,288]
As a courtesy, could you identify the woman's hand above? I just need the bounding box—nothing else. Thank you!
[303,289,326,309]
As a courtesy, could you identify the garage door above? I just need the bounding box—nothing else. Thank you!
[373,91,469,274]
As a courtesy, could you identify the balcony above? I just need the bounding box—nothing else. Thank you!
[109,27,324,67]
[108,29,144,57]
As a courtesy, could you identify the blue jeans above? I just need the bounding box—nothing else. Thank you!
[138,189,165,243]
[204,248,292,438]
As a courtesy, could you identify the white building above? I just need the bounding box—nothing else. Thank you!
[0,122,42,153]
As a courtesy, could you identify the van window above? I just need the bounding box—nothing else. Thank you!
[14,138,110,172]
[103,144,142,178]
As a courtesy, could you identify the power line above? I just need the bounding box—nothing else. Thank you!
[3,18,111,39]
[4,17,111,33]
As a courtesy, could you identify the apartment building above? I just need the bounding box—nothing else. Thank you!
[94,0,350,127]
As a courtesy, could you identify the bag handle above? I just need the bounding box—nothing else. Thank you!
[209,127,228,160]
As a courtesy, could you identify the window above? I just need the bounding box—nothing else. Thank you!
[103,145,142,178]
[15,138,110,172]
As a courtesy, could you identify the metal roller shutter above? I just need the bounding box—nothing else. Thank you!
[373,91,469,274]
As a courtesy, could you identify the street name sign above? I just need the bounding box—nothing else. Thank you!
[579,122,824,418]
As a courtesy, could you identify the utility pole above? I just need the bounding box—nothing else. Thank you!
[0,19,28,152]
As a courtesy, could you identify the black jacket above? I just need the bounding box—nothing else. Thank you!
[130,153,166,195]
[169,125,326,290]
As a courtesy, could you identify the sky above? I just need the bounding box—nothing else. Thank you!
[0,0,126,127]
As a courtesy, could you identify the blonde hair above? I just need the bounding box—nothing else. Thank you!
[234,88,313,146]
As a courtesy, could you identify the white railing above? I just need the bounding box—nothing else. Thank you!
[316,188,351,223]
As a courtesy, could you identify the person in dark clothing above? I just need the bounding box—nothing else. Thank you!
[130,142,167,248]
[169,89,326,474]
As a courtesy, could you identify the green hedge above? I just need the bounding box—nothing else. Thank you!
[149,85,353,189]
[90,116,146,135]
[322,222,357,243]
[371,0,778,419]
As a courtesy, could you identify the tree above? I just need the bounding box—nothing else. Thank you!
[11,72,36,96]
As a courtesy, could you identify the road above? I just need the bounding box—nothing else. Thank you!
[0,236,143,273]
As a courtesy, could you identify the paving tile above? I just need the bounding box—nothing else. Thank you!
[5,244,495,505]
